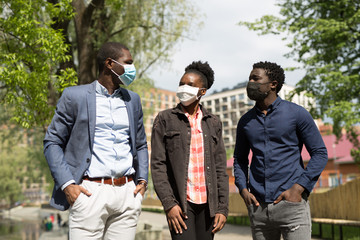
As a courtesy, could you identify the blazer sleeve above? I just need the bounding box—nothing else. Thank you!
[43,88,75,190]
[134,94,149,182]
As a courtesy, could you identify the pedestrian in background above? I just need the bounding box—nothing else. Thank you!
[151,61,229,240]
[57,213,62,228]
[233,61,328,240]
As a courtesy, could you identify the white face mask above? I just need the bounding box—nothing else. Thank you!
[176,84,201,106]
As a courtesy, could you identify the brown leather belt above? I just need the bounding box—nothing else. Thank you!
[82,175,133,186]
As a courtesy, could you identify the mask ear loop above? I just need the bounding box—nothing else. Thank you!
[197,88,207,100]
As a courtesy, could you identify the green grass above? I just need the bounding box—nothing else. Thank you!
[142,207,164,214]
[226,215,251,226]
[312,223,360,240]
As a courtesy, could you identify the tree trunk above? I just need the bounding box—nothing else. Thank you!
[72,0,103,85]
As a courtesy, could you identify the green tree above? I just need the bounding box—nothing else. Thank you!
[239,0,360,165]
[1,0,199,128]
[0,104,49,206]
[68,0,199,86]
[0,0,77,129]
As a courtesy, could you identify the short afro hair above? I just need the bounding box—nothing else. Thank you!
[253,61,285,93]
[184,61,214,90]
[97,42,129,73]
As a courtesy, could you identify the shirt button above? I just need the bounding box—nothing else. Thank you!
[86,158,90,163]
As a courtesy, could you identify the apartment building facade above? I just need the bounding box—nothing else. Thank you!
[141,88,178,154]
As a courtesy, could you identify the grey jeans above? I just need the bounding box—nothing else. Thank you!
[247,199,311,240]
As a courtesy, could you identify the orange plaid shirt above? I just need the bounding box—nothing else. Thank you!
[185,107,207,204]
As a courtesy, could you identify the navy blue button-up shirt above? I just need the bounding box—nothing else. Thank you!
[233,97,328,202]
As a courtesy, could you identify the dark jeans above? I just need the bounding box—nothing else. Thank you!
[170,201,214,240]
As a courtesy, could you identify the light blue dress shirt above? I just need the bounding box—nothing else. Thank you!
[85,81,135,178]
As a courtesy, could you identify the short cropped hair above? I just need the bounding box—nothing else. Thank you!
[97,42,129,73]
[253,61,285,93]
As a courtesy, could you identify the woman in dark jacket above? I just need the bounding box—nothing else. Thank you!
[151,61,229,240]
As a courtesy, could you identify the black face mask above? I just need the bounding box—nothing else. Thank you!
[246,81,271,101]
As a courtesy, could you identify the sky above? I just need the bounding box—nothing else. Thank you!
[148,0,305,93]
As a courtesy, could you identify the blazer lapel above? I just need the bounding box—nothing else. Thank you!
[87,82,97,148]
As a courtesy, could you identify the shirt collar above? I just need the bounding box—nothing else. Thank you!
[255,96,282,114]
[184,105,203,119]
[95,80,122,97]
[173,103,212,118]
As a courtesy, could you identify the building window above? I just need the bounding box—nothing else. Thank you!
[222,105,228,111]
[165,95,169,101]
[222,97,228,102]
[239,93,244,100]
[207,100,212,106]
[223,113,228,119]
[247,100,255,105]
[215,99,220,104]
[328,173,339,187]
[230,95,236,102]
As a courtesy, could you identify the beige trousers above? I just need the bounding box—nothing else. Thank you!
[69,180,143,240]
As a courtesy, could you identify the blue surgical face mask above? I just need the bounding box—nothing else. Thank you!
[111,59,136,86]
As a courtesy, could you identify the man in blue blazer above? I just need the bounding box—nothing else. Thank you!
[44,42,148,239]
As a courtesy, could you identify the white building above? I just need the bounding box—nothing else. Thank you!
[202,82,314,150]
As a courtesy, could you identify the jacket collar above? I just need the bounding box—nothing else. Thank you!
[172,103,212,119]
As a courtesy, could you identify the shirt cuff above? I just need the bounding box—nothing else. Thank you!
[137,178,147,183]
[61,180,76,191]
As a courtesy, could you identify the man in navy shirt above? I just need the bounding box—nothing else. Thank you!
[233,61,327,240]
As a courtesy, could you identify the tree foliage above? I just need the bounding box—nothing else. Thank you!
[69,0,199,86]
[1,0,199,128]
[0,0,78,129]
[239,0,360,165]
[0,104,50,206]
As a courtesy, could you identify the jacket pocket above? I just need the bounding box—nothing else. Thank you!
[164,131,181,153]
[211,134,218,150]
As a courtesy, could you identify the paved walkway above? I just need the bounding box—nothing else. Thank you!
[4,207,317,240]
[37,210,252,240]
[139,211,253,240]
